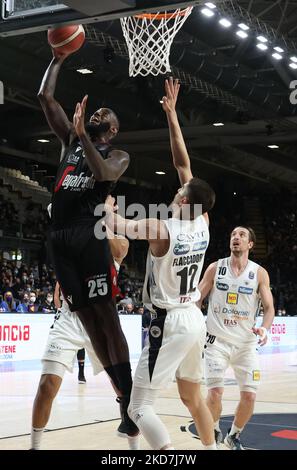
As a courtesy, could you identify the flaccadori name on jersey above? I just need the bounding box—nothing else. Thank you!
[172,253,204,266]
[62,172,96,190]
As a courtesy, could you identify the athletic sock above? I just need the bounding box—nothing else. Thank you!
[128,435,140,450]
[214,420,221,432]
[31,427,44,450]
[230,423,243,435]
[78,361,85,377]
[203,443,217,450]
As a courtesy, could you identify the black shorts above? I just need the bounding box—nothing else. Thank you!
[49,222,119,311]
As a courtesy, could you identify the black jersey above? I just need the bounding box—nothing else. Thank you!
[52,139,115,228]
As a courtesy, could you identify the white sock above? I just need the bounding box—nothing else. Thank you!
[203,443,217,450]
[31,427,44,450]
[214,420,221,432]
[128,435,140,450]
[230,423,243,436]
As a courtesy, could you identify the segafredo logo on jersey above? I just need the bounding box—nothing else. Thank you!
[62,172,95,190]
[55,167,96,192]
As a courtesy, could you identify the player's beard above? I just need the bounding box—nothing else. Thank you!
[85,121,111,140]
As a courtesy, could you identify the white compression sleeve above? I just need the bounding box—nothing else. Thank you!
[128,386,172,450]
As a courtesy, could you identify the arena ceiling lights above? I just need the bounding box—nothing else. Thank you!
[199,2,297,72]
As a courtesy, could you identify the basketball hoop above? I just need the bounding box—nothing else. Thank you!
[120,7,193,77]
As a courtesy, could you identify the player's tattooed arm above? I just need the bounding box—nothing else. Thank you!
[38,56,73,146]
[73,96,129,181]
[197,262,217,308]
[162,77,193,186]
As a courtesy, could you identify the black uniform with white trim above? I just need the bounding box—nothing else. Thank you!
[49,139,117,311]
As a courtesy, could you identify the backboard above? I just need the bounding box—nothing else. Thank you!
[0,0,199,37]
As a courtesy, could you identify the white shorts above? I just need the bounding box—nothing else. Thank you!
[133,304,206,390]
[204,335,260,392]
[42,305,103,375]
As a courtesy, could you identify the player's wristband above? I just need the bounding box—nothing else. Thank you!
[259,326,267,340]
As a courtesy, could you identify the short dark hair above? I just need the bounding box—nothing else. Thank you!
[186,177,216,217]
[105,108,120,131]
[232,226,257,246]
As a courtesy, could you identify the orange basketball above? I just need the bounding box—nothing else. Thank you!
[48,24,85,57]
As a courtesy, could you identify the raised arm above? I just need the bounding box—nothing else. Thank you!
[162,78,193,185]
[38,56,73,145]
[73,96,130,181]
[102,196,168,244]
[197,262,217,308]
[252,267,275,346]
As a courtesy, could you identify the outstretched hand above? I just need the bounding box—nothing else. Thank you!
[73,95,88,137]
[161,77,180,114]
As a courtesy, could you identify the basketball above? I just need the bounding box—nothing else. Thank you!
[48,24,85,57]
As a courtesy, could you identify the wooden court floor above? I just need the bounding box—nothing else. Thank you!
[1,350,297,450]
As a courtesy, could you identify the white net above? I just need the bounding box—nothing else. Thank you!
[120,7,193,77]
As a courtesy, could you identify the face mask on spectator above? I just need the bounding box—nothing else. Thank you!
[23,297,29,304]
[30,296,36,303]
[6,295,12,302]
[22,276,27,282]
[47,296,53,303]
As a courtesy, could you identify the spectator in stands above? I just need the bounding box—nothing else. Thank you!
[140,306,151,348]
[119,291,133,306]
[1,277,13,295]
[27,291,40,313]
[125,303,134,314]
[17,292,30,313]
[40,293,55,313]
[11,277,23,300]
[0,291,17,312]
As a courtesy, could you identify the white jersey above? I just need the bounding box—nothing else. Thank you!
[206,257,261,346]
[143,216,209,311]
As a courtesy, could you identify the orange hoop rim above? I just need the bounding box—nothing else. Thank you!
[135,7,192,20]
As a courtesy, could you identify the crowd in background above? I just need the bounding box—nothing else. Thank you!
[0,196,47,240]
[0,188,297,316]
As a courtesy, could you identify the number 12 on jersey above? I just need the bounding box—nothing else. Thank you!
[177,264,198,295]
